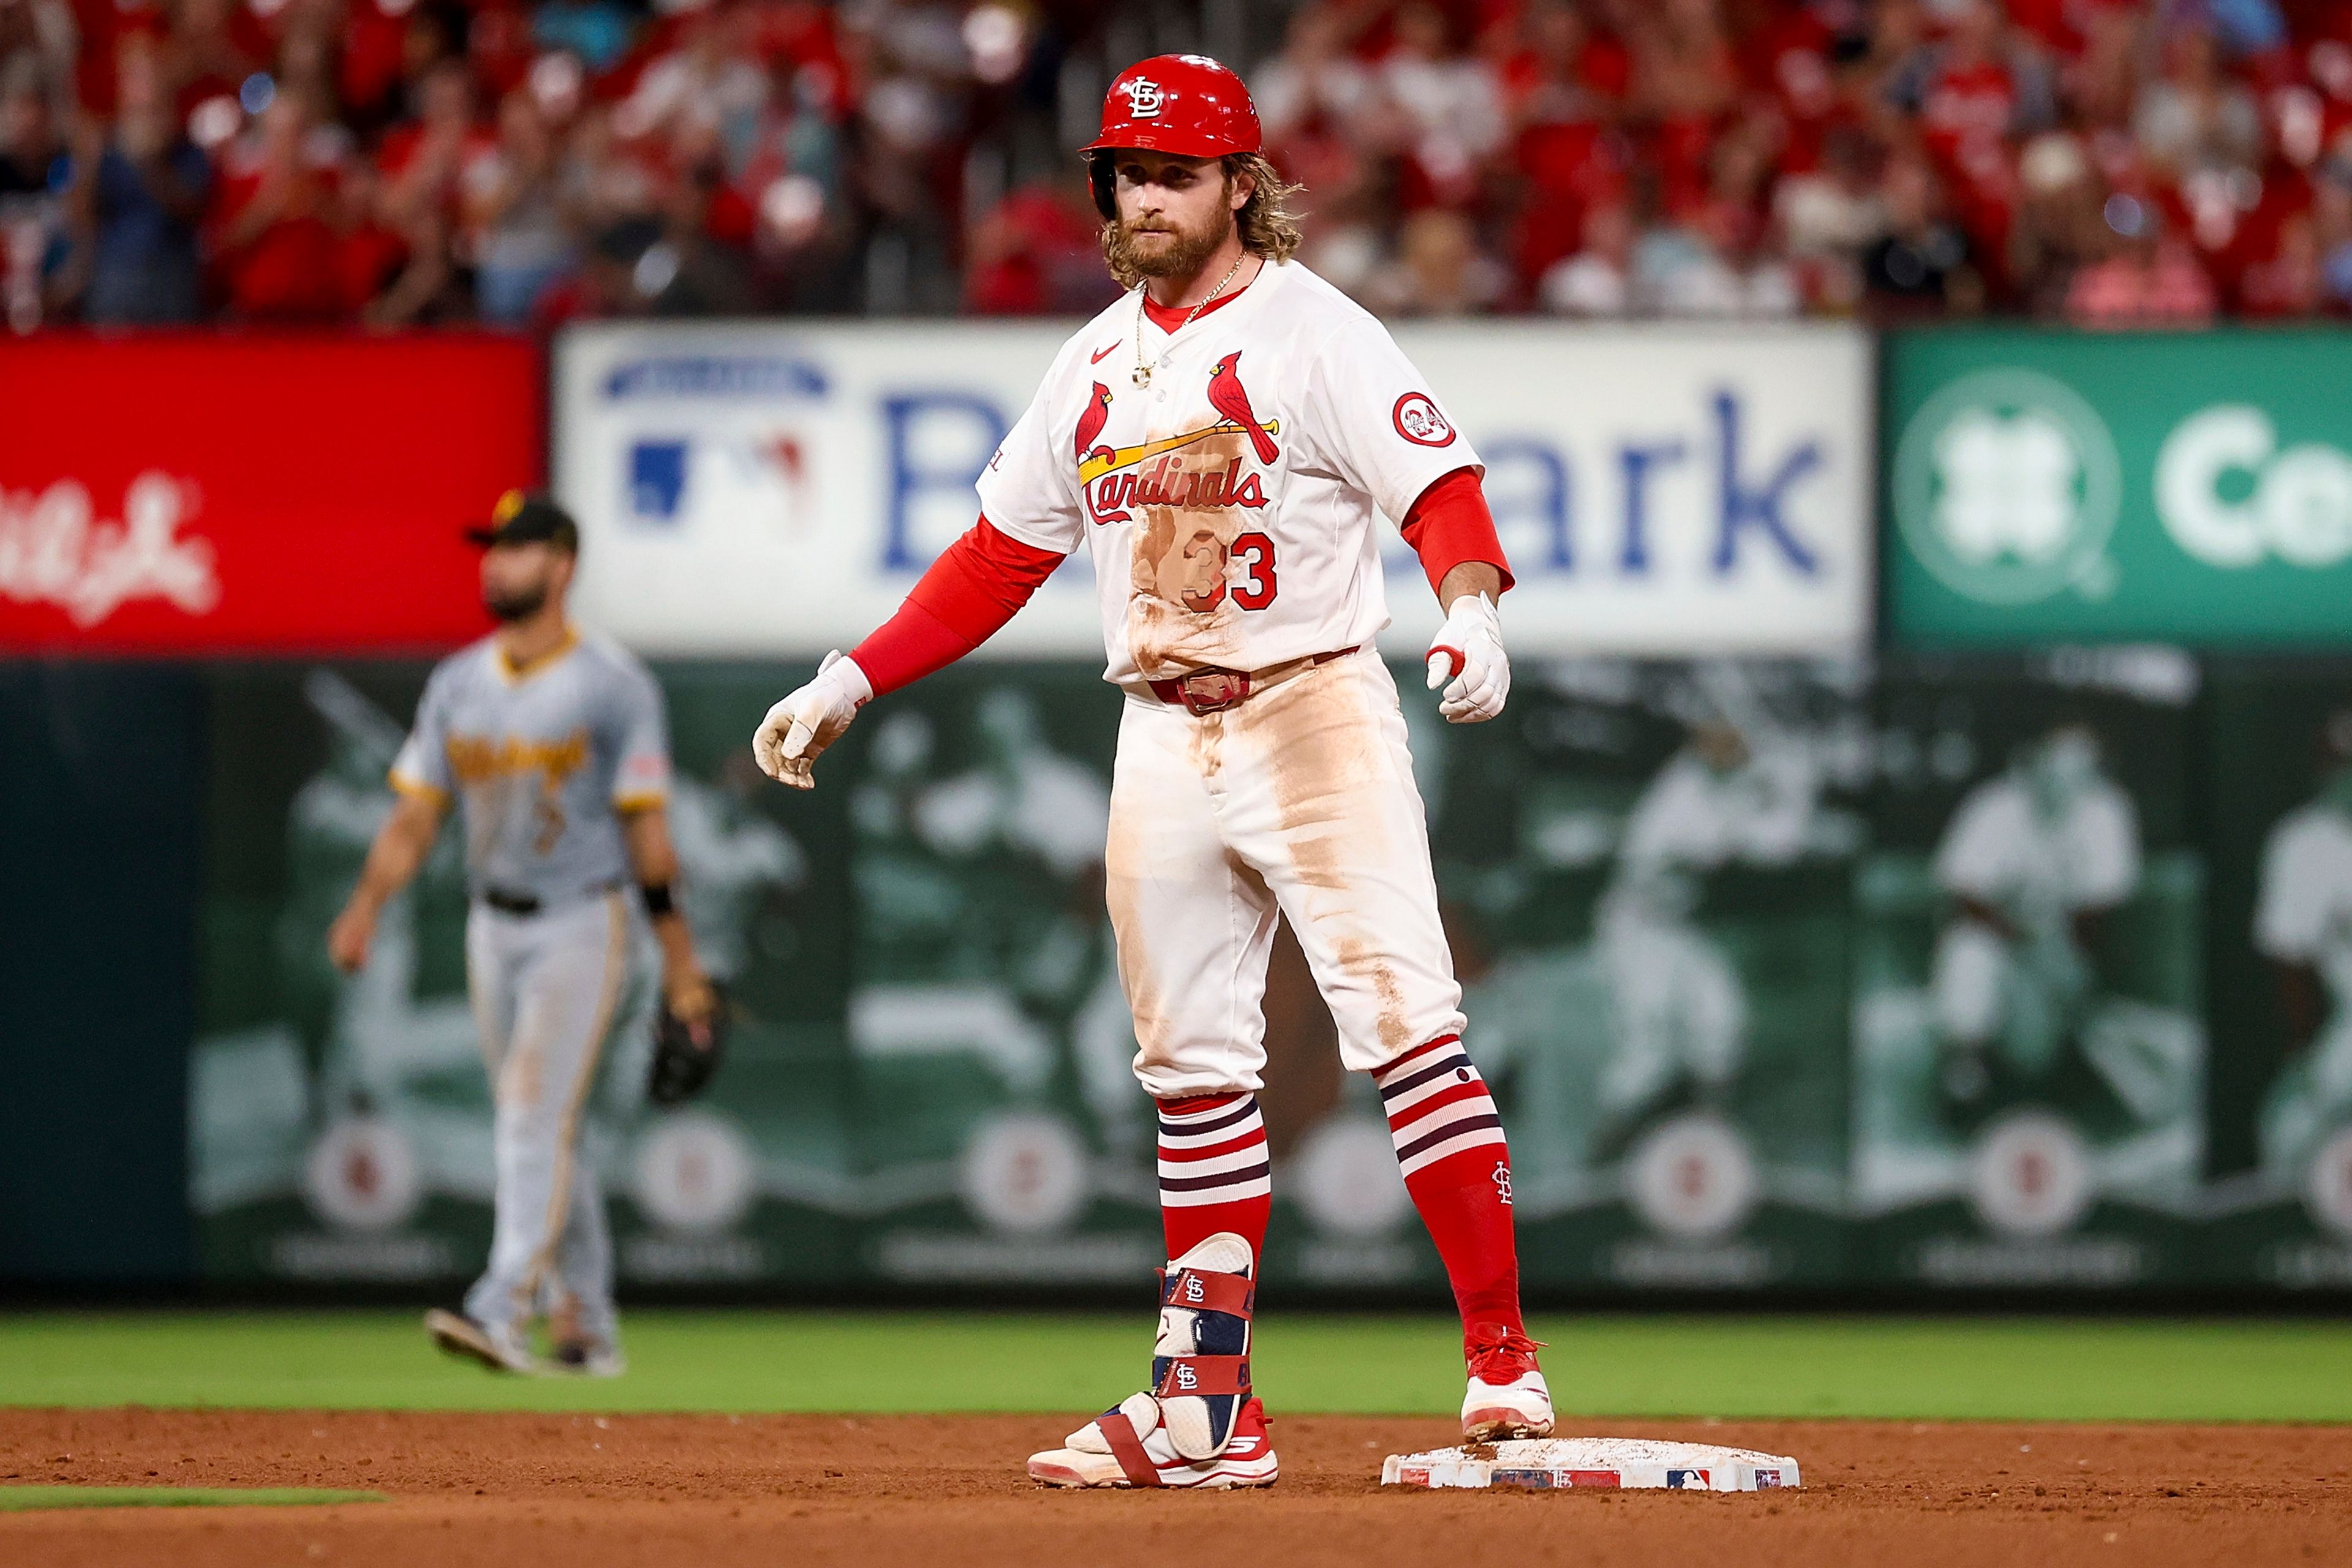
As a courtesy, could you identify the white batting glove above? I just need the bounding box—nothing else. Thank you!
[1425,594,1509,723]
[754,650,872,789]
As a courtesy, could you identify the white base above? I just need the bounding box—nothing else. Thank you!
[1381,1438,1799,1492]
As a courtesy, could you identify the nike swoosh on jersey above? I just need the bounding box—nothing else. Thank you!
[1091,341,1121,363]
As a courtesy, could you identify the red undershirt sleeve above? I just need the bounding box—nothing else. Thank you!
[1400,466,1515,597]
[850,516,1068,697]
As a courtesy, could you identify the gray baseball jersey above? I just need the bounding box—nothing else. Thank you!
[390,629,671,906]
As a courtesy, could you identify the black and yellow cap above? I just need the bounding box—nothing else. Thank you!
[465,489,579,552]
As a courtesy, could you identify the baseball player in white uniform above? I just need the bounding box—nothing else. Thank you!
[1596,715,1824,1134]
[2254,712,2352,1174]
[1931,723,2139,1104]
[753,55,1548,1489]
[329,492,716,1376]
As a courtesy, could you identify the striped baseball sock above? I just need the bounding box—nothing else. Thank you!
[1373,1035,1525,1340]
[1156,1091,1272,1261]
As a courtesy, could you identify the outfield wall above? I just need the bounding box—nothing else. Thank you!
[4,323,2351,1295]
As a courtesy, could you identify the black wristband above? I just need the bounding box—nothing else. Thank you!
[639,882,676,919]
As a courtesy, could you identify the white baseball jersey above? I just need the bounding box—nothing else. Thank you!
[1618,746,1822,873]
[978,258,1478,686]
[2256,804,2352,1000]
[1934,771,2140,924]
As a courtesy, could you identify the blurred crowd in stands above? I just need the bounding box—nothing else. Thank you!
[4,0,2351,330]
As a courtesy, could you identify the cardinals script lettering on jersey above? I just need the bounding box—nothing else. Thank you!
[1077,358,1279,529]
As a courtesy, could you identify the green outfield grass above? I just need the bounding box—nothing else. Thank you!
[0,1487,384,1512]
[2,1312,2348,1423]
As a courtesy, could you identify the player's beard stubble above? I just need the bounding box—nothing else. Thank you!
[1104,195,1235,283]
[483,579,550,623]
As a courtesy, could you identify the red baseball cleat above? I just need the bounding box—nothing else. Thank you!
[1461,1323,1553,1441]
[1028,1393,1280,1490]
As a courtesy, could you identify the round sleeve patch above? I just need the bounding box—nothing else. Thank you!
[1392,392,1457,447]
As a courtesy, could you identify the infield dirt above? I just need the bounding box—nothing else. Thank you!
[2,1408,2344,1567]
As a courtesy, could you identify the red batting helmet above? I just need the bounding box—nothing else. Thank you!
[1083,54,1262,218]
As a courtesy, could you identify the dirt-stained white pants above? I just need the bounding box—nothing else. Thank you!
[1106,649,1466,1098]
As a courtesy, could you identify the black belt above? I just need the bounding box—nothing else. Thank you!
[481,888,543,917]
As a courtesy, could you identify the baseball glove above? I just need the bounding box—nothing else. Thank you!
[647,980,729,1106]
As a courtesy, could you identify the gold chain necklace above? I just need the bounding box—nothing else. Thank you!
[1132,252,1246,390]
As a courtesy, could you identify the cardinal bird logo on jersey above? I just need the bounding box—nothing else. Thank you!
[1075,382,1115,469]
[1074,358,1279,525]
[1207,352,1280,466]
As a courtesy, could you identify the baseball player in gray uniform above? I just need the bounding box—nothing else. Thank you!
[329,491,715,1375]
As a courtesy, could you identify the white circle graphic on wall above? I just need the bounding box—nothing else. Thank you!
[959,1112,1090,1235]
[1968,1110,2094,1238]
[1292,1114,1414,1237]
[632,1111,760,1233]
[303,1117,423,1232]
[1893,368,2123,606]
[1624,1113,1760,1241]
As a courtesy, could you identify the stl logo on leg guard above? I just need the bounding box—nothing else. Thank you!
[1183,1275,1207,1305]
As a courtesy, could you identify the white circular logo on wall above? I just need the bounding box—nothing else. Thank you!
[959,1112,1089,1235]
[303,1117,423,1232]
[1893,368,2122,605]
[1968,1110,2094,1238]
[1624,1114,1759,1241]
[631,1111,758,1233]
[2303,1126,2352,1240]
[1291,1114,1414,1237]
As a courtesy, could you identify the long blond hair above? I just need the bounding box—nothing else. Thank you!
[1099,153,1306,290]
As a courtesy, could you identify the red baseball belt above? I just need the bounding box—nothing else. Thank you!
[1147,646,1360,717]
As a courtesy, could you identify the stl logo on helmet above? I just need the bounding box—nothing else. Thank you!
[1121,77,1164,117]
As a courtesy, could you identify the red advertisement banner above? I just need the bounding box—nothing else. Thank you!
[0,334,540,655]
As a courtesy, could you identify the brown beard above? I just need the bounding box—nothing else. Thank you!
[1103,200,1235,284]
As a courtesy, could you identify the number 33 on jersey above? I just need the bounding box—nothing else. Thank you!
[977,260,1478,688]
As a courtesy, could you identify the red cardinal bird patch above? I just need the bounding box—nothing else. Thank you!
[1076,382,1115,467]
[1207,352,1280,466]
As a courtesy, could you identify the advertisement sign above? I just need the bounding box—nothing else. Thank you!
[1853,649,2205,1287]
[823,663,1166,1284]
[553,320,1872,660]
[0,336,539,655]
[176,644,2352,1296]
[1429,660,1863,1289]
[2199,659,2352,1288]
[1885,328,2352,646]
